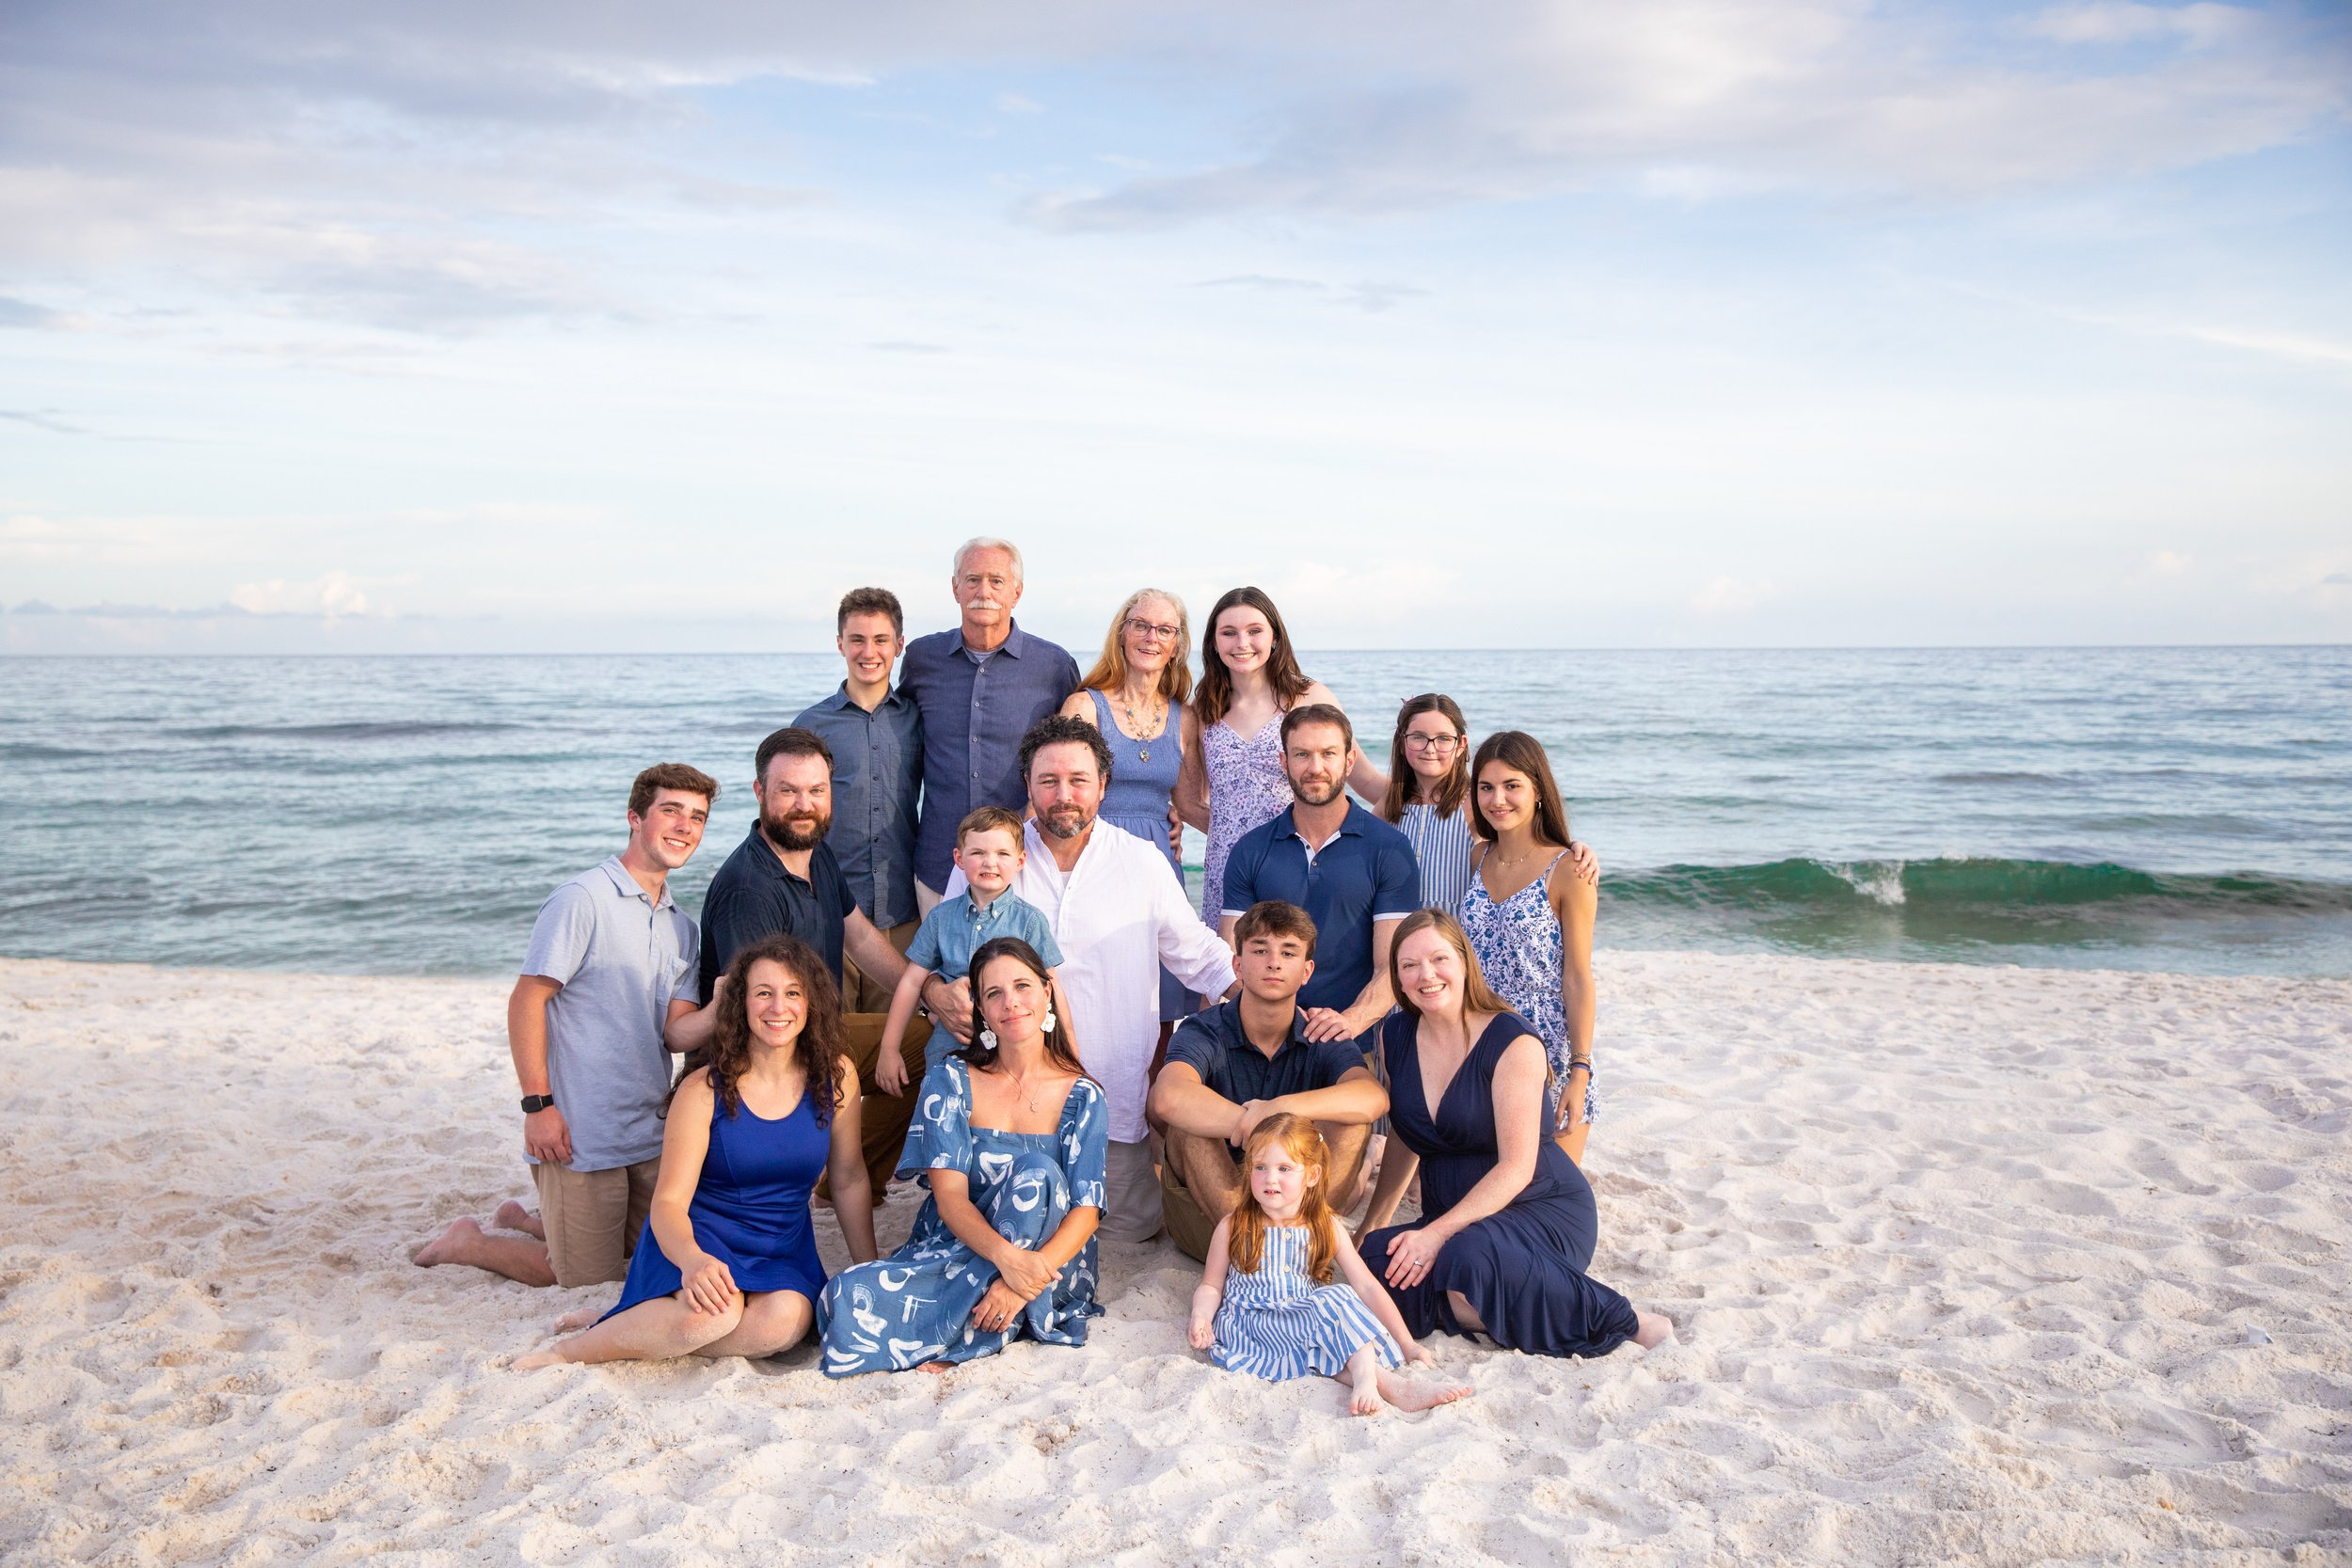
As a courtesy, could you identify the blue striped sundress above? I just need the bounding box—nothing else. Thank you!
[1210,1224,1404,1381]
[1399,801,1474,914]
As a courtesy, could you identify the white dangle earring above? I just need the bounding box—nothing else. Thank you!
[979,1029,998,1050]
[1041,1011,1057,1034]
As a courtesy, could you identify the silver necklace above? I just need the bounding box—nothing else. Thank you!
[1120,688,1168,761]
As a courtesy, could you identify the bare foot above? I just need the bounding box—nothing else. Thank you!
[492,1200,540,1235]
[1378,1370,1472,1412]
[514,1347,569,1370]
[550,1307,600,1334]
[1348,1381,1386,1417]
[1633,1310,1674,1350]
[412,1217,484,1267]
[919,1361,954,1375]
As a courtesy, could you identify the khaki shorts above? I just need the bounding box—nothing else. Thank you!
[1101,1137,1164,1244]
[1160,1148,1221,1263]
[843,920,918,1013]
[531,1157,660,1288]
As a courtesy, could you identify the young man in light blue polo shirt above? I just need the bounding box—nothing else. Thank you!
[413,763,718,1289]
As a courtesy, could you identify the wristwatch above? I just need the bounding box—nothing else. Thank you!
[520,1094,556,1114]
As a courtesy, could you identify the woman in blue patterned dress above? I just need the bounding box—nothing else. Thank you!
[1456,730,1601,1164]
[517,936,877,1370]
[1060,588,1196,1023]
[1189,1113,1470,1416]
[818,937,1107,1375]
[1176,586,1384,930]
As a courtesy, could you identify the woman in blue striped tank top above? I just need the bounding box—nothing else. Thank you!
[1189,1114,1471,1417]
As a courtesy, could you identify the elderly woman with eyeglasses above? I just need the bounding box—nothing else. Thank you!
[1059,589,1199,1024]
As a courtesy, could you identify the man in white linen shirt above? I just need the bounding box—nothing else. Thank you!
[929,713,1235,1243]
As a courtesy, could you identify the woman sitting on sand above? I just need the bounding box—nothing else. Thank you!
[817,937,1107,1375]
[1360,911,1669,1360]
[517,935,875,1370]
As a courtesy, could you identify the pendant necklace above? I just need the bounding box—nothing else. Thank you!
[1122,689,1168,763]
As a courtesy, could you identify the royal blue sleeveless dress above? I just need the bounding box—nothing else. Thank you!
[1359,1010,1638,1358]
[602,1084,831,1319]
[1088,688,1190,1020]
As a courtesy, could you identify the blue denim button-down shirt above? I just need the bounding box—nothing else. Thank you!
[900,620,1081,890]
[793,682,922,928]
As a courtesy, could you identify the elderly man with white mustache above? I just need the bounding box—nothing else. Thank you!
[898,536,1083,914]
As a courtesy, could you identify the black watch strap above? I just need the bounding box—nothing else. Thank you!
[520,1094,556,1114]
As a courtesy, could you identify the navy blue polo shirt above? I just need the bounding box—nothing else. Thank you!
[898,620,1081,891]
[1220,800,1420,1014]
[1167,999,1373,1107]
[696,827,857,1000]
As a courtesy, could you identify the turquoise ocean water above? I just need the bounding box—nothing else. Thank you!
[1,647,2346,977]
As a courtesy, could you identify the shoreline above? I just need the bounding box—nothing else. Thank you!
[5,951,2346,1564]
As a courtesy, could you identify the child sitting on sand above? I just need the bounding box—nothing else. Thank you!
[1189,1114,1472,1417]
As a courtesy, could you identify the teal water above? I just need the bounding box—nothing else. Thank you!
[1,647,2345,976]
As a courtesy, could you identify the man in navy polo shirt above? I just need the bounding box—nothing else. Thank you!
[898,536,1081,910]
[667,726,920,1197]
[1218,703,1421,1043]
[1152,900,1390,1260]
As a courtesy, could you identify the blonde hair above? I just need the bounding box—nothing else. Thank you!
[1227,1114,1341,1285]
[1079,588,1194,706]
[1387,908,1515,1021]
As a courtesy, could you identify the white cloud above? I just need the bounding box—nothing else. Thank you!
[2146,549,2192,577]
[2026,3,2255,48]
[230,572,373,616]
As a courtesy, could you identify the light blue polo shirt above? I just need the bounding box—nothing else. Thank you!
[520,857,700,1172]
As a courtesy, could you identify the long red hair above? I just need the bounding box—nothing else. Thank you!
[1226,1114,1341,1284]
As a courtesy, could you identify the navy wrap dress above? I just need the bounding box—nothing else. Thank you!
[1359,1009,1639,1358]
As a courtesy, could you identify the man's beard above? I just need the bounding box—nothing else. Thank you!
[762,806,830,851]
[1036,802,1092,841]
[1292,775,1343,807]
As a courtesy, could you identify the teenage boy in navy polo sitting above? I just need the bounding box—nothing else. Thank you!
[1150,900,1389,1262]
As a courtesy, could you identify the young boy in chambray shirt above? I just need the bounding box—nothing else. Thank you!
[877,807,1065,1105]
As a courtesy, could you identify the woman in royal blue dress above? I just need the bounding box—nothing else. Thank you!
[1359,910,1671,1359]
[516,935,877,1369]
[818,936,1108,1375]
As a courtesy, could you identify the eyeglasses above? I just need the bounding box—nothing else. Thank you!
[1125,618,1183,643]
[1403,733,1464,753]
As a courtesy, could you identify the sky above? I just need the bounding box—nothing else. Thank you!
[2,0,2348,654]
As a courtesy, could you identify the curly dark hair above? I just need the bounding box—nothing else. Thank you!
[961,936,1088,1080]
[673,934,845,1125]
[1017,712,1114,786]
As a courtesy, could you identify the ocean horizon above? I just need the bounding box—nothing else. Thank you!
[5,644,2347,979]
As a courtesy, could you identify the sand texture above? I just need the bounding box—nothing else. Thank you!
[2,952,2347,1566]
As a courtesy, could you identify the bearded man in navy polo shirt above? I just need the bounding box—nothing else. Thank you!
[1217,704,1421,1043]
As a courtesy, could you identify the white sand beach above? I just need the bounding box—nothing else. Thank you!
[2,951,2346,1566]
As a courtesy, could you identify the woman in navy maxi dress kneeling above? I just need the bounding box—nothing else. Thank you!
[818,936,1107,1375]
[1359,910,1671,1358]
[518,935,878,1369]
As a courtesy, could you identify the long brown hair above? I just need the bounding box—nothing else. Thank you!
[1378,692,1469,824]
[1226,1113,1341,1284]
[1387,909,1515,1022]
[677,934,845,1125]
[962,937,1089,1080]
[1467,729,1571,847]
[1191,586,1312,728]
[1079,588,1194,706]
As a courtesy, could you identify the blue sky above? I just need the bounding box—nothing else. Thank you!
[2,0,2347,653]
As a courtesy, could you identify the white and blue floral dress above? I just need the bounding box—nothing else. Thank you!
[1457,849,1601,1128]
[1211,1224,1402,1382]
[817,1057,1107,1376]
